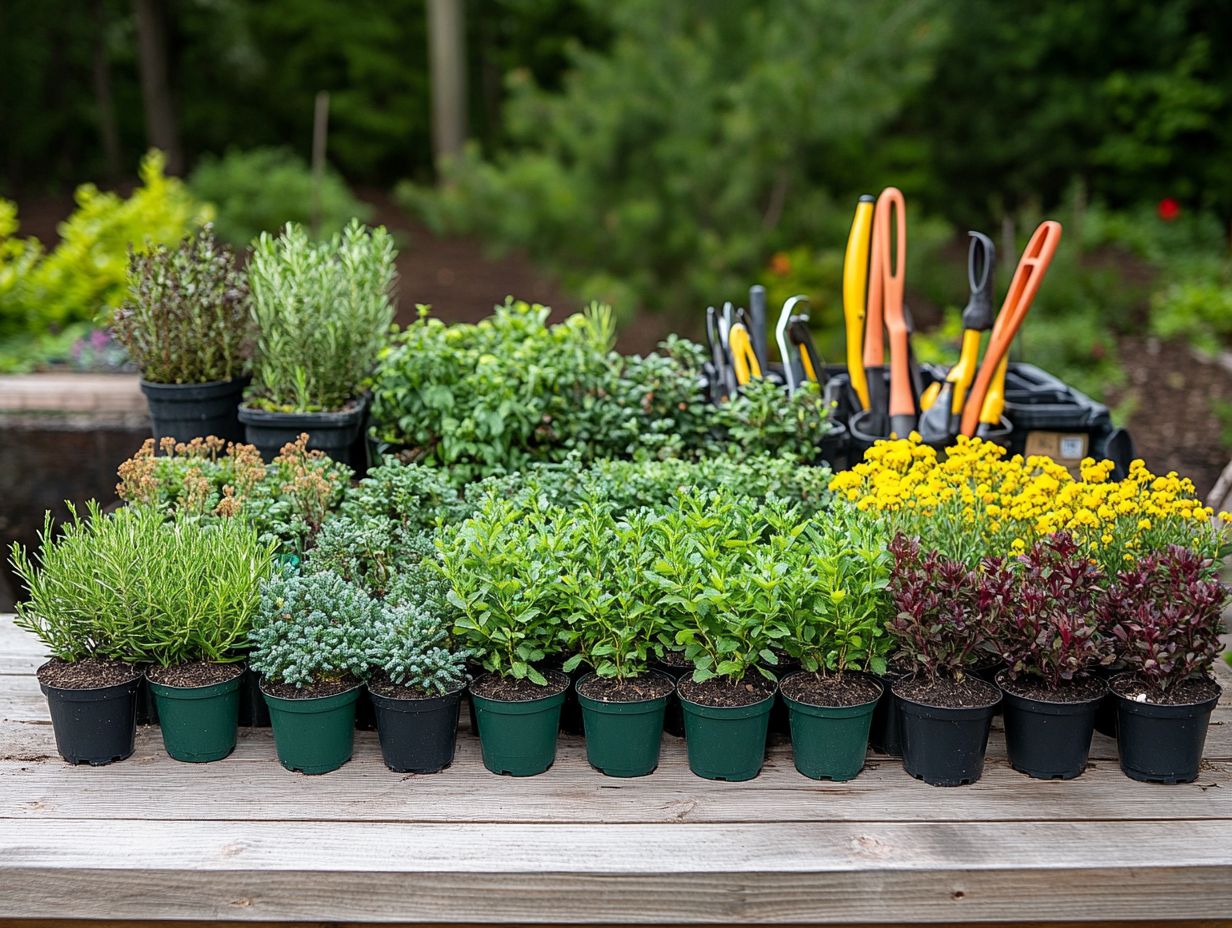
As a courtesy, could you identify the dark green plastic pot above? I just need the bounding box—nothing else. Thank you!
[262,682,361,774]
[147,668,243,763]
[471,673,568,776]
[782,672,881,781]
[679,682,776,781]
[576,671,672,778]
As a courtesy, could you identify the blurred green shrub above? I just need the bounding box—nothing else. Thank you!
[399,0,944,317]
[0,151,210,371]
[188,148,372,246]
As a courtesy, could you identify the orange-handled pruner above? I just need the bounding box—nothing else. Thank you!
[960,220,1063,437]
[872,188,913,438]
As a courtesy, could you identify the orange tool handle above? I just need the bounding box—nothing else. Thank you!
[875,188,912,420]
[863,201,886,369]
[959,220,1063,437]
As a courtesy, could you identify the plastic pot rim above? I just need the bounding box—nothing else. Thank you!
[470,670,570,704]
[368,683,465,710]
[892,675,1001,717]
[260,680,363,709]
[1109,672,1221,716]
[678,681,778,719]
[575,670,675,710]
[144,662,245,692]
[995,668,1106,710]
[37,660,141,699]
[780,670,883,716]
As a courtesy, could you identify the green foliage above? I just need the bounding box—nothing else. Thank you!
[248,220,396,412]
[339,458,472,534]
[790,514,894,675]
[116,435,351,556]
[249,570,380,687]
[436,494,563,684]
[1151,263,1232,354]
[188,148,372,247]
[0,152,211,371]
[558,501,659,681]
[369,602,471,695]
[111,225,252,384]
[371,300,616,481]
[11,502,273,666]
[371,302,834,478]
[401,0,943,314]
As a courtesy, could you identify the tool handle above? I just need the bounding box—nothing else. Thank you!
[960,220,1063,436]
[962,231,997,332]
[844,196,875,409]
[749,285,768,371]
[877,188,914,425]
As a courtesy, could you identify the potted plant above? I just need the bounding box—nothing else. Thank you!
[112,226,252,444]
[886,534,1002,786]
[1101,545,1227,783]
[992,532,1110,780]
[249,570,378,774]
[438,495,569,776]
[240,220,396,466]
[139,517,274,763]
[10,503,146,765]
[367,601,471,773]
[559,504,674,778]
[780,517,891,781]
[654,492,782,782]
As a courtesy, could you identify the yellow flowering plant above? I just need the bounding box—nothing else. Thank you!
[830,435,1229,571]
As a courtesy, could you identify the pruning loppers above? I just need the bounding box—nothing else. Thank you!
[865,187,915,437]
[918,230,996,441]
[842,194,875,410]
[960,220,1063,437]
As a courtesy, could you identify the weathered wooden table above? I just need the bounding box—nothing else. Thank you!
[2,614,1230,927]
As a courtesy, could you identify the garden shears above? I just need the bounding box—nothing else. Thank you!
[960,220,1063,437]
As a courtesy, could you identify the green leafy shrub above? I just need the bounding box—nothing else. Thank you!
[558,501,660,681]
[0,153,211,371]
[11,502,273,666]
[248,220,396,412]
[116,434,351,555]
[249,571,380,687]
[369,602,471,695]
[188,148,373,247]
[339,458,471,533]
[111,226,253,384]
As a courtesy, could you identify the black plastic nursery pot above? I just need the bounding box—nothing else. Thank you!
[470,672,569,777]
[39,663,141,766]
[135,672,159,726]
[894,676,1000,787]
[868,671,906,755]
[147,666,244,764]
[369,684,463,774]
[653,654,692,738]
[997,671,1105,780]
[1092,661,1127,739]
[141,376,247,445]
[238,398,367,467]
[237,667,271,727]
[766,654,801,738]
[782,672,882,781]
[575,671,673,778]
[261,682,362,775]
[1111,673,1222,784]
[678,678,777,782]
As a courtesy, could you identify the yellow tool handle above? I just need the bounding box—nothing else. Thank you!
[728,324,761,386]
[920,381,941,411]
[843,197,875,409]
[800,346,817,383]
[950,328,984,416]
[978,354,1009,426]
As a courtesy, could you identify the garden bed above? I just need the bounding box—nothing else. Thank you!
[2,615,1230,926]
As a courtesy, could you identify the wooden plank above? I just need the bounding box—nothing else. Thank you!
[6,923,1229,928]
[0,721,1227,826]
[2,819,1231,924]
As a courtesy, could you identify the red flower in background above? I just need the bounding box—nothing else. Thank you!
[1157,198,1180,222]
[769,252,792,276]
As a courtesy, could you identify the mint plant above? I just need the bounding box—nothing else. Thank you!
[789,513,893,676]
[1099,545,1227,692]
[558,501,660,681]
[996,532,1110,689]
[248,220,396,412]
[112,225,252,384]
[249,571,380,687]
[435,494,563,684]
